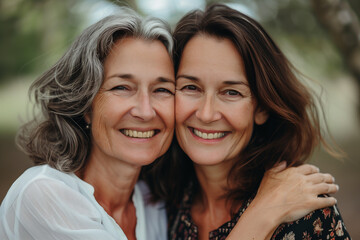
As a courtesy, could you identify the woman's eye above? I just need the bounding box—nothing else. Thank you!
[111,85,128,91]
[181,85,198,91]
[224,89,241,96]
[155,88,174,95]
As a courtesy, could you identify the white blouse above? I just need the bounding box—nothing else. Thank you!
[0,165,167,240]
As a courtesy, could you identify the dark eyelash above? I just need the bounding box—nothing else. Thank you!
[111,86,128,91]
[155,88,174,95]
[225,90,241,96]
[181,85,198,91]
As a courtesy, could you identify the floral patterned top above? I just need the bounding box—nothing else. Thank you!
[168,185,351,240]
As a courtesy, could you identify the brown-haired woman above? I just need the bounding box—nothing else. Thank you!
[143,3,351,239]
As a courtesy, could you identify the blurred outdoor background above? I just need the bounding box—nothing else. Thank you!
[1,0,359,237]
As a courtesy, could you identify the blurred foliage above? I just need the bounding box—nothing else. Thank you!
[0,0,83,82]
[0,0,359,84]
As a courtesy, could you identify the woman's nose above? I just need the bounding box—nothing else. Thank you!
[130,91,156,121]
[195,94,221,123]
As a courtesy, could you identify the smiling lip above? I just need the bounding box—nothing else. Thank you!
[120,129,159,139]
[189,127,228,141]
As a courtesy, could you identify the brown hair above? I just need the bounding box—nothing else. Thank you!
[143,3,337,212]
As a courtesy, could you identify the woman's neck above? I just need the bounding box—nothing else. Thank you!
[191,161,239,238]
[194,162,230,207]
[79,151,141,222]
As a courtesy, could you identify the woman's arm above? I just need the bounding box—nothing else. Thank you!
[226,162,338,240]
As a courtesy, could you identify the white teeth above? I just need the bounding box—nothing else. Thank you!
[193,129,225,139]
[122,129,155,138]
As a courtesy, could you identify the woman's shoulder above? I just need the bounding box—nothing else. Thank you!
[6,164,71,183]
[0,164,101,226]
[1,164,92,210]
[0,165,118,240]
[272,205,351,240]
[1,165,54,202]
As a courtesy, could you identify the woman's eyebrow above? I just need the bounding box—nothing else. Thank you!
[158,77,175,84]
[106,74,174,84]
[176,74,199,81]
[223,80,249,86]
[176,74,248,86]
[107,73,134,80]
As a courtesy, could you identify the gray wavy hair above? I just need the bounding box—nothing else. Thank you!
[16,8,173,172]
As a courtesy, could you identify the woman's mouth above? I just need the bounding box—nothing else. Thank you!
[120,129,158,138]
[190,127,227,140]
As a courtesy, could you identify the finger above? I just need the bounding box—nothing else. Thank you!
[297,164,320,175]
[268,161,287,173]
[313,196,337,210]
[307,173,335,184]
[312,183,339,195]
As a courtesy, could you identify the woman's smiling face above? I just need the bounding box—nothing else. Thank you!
[175,35,268,166]
[88,37,175,167]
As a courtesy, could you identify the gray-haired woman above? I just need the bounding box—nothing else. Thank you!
[0,7,339,240]
[0,8,175,240]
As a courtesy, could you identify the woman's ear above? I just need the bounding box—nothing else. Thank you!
[84,112,91,125]
[254,106,269,125]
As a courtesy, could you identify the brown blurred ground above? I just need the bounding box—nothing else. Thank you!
[1,133,359,238]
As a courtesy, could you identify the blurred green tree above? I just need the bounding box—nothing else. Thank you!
[0,0,83,82]
[311,0,360,112]
[1,0,359,109]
